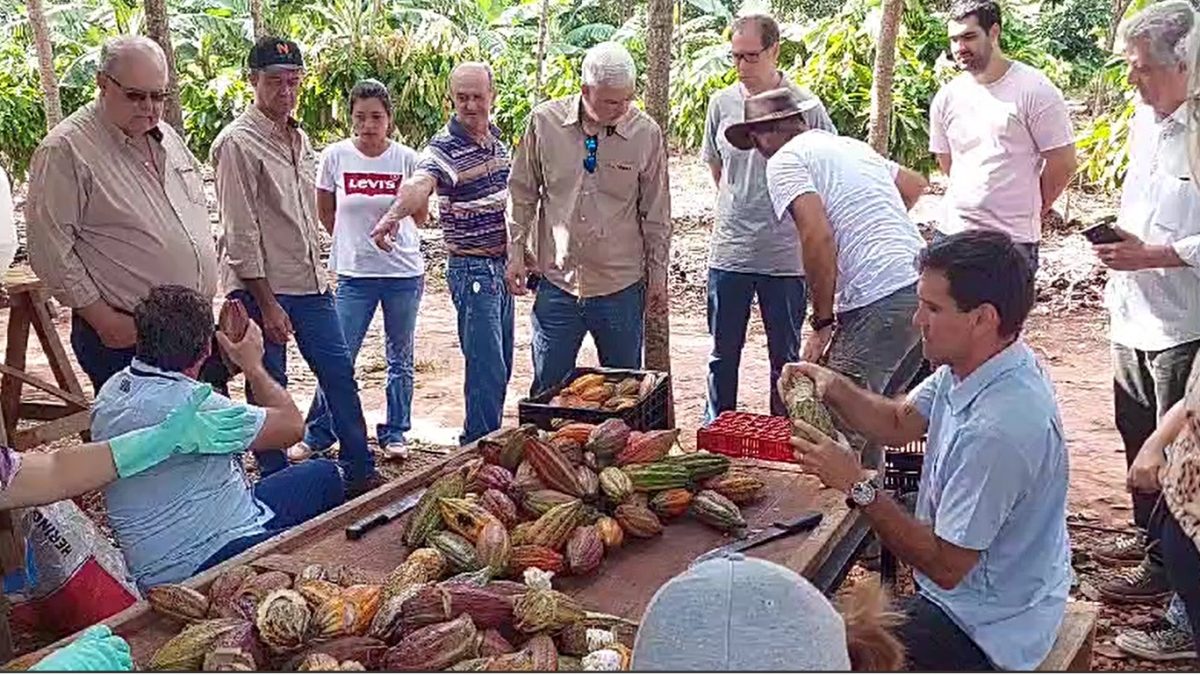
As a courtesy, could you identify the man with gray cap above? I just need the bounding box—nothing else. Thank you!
[701,13,836,423]
[211,36,378,496]
[729,87,927,466]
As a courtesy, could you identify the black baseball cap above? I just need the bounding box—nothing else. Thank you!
[248,36,304,71]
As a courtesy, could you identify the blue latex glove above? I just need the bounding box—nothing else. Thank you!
[30,625,133,671]
[107,385,259,478]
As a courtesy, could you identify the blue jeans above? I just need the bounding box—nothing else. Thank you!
[704,269,806,423]
[530,280,644,397]
[193,458,345,573]
[305,275,423,449]
[447,256,514,446]
[228,290,375,485]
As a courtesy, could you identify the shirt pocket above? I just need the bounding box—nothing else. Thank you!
[1151,177,1200,240]
[174,165,207,206]
[598,161,638,199]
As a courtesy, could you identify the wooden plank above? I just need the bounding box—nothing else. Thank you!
[1,297,32,441]
[18,402,78,422]
[11,410,92,450]
[1037,602,1098,671]
[0,364,89,410]
[27,290,85,398]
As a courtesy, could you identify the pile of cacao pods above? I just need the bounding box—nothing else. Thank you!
[545,372,660,412]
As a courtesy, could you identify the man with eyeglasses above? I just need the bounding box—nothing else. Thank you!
[701,13,837,424]
[507,42,671,397]
[211,37,379,497]
[25,35,222,391]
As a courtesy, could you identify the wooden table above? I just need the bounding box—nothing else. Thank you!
[7,444,868,668]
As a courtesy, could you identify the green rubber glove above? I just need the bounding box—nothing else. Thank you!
[30,625,133,671]
[108,385,260,478]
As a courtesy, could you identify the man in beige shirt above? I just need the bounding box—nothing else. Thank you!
[211,36,377,495]
[25,35,222,392]
[507,41,671,396]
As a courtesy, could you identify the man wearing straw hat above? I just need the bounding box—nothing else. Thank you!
[727,88,928,466]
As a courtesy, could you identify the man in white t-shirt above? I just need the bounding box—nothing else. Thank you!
[726,87,928,466]
[930,0,1077,274]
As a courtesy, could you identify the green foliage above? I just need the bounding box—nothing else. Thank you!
[1076,61,1136,191]
[1034,0,1110,89]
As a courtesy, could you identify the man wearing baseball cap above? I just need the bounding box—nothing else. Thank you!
[210,36,380,496]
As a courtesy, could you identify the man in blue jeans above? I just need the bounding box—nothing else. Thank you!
[371,63,514,446]
[211,37,377,495]
[91,285,344,591]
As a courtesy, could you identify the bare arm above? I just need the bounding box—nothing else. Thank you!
[894,167,928,211]
[1039,145,1077,215]
[0,445,119,510]
[316,189,336,235]
[861,491,981,589]
[707,161,722,188]
[935,153,952,175]
[378,175,436,232]
[814,365,928,446]
[788,194,838,323]
[216,325,303,452]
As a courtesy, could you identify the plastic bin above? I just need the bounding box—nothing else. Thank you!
[517,367,670,431]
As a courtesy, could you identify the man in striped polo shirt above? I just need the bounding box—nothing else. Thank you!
[371,62,514,445]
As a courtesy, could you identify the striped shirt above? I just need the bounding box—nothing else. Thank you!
[413,117,510,257]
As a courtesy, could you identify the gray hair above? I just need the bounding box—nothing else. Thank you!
[450,61,495,90]
[99,35,166,75]
[732,13,781,49]
[581,42,636,88]
[1120,0,1196,66]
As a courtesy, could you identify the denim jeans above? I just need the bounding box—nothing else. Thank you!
[530,280,644,397]
[193,458,345,573]
[447,255,514,446]
[228,290,375,485]
[70,313,230,395]
[305,275,423,449]
[704,269,806,423]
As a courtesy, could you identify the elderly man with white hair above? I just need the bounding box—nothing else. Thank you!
[507,41,671,396]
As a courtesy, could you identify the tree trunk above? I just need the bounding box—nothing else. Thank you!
[644,0,673,422]
[532,0,550,104]
[26,0,63,130]
[249,0,266,38]
[143,0,183,133]
[867,0,904,155]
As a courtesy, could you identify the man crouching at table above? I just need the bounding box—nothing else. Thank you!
[783,230,1070,671]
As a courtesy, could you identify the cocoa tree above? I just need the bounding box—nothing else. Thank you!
[867,0,904,155]
[26,0,63,130]
[143,0,184,132]
[645,0,674,422]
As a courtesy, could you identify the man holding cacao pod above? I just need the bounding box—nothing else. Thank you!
[784,231,1069,671]
[212,37,378,494]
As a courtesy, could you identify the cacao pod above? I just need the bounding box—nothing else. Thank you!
[558,656,584,671]
[479,489,519,528]
[556,623,589,657]
[649,488,694,519]
[598,467,634,503]
[507,545,566,577]
[444,567,495,587]
[207,566,256,618]
[236,570,291,604]
[255,589,312,653]
[513,587,585,634]
[369,587,417,644]
[691,489,748,532]
[148,584,210,623]
[615,428,679,466]
[488,652,536,670]
[525,437,586,497]
[313,594,356,640]
[479,425,534,471]
[512,500,584,550]
[551,423,595,445]
[510,460,545,496]
[702,469,765,505]
[384,614,479,670]
[595,516,625,550]
[550,436,585,466]
[383,547,447,601]
[287,637,388,671]
[298,564,328,582]
[449,657,495,671]
[428,530,484,572]
[202,647,256,671]
[149,618,247,671]
[565,526,604,576]
[327,564,370,588]
[343,585,382,635]
[484,580,528,596]
[297,653,340,671]
[439,497,499,542]
[586,419,630,462]
[296,578,343,609]
[563,373,605,394]
[575,465,600,499]
[785,374,836,438]
[479,628,515,657]
[469,464,515,494]
[614,503,663,538]
[400,583,514,631]
[403,472,466,547]
[338,660,366,671]
[667,451,731,481]
[622,461,691,492]
[521,489,576,517]
[524,633,559,671]
[476,520,512,573]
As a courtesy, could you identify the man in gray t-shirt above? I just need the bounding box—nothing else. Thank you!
[700,13,836,422]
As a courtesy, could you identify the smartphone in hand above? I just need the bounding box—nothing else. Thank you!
[1082,218,1124,245]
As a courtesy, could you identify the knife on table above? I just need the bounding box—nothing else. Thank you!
[344,488,426,540]
[692,511,823,566]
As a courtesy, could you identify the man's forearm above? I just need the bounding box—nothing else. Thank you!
[241,362,293,411]
[1039,169,1072,215]
[824,374,925,446]
[242,278,278,312]
[382,181,433,227]
[799,235,836,321]
[860,491,965,590]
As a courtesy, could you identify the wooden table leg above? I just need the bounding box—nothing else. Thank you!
[1,295,31,445]
[28,291,84,400]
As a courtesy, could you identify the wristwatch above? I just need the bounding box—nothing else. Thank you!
[809,315,835,332]
[846,478,879,509]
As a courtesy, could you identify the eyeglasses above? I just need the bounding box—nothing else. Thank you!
[103,73,169,103]
[583,134,598,174]
[732,48,766,64]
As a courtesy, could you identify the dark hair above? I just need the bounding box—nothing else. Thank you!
[950,0,1003,32]
[134,285,214,372]
[916,230,1034,338]
[732,13,781,49]
[349,78,393,119]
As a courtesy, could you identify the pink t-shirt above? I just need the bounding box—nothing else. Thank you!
[930,61,1074,243]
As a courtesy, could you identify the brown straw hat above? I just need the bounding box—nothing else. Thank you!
[724,87,819,151]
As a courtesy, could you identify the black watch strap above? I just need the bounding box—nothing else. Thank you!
[810,315,835,332]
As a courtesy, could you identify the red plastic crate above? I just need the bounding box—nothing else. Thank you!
[696,411,795,462]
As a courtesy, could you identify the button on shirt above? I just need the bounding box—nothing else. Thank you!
[702,79,836,276]
[1107,103,1200,352]
[91,360,269,590]
[212,106,327,295]
[509,95,671,299]
[25,102,219,312]
[906,341,1071,670]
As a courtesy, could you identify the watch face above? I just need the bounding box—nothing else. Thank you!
[850,481,876,506]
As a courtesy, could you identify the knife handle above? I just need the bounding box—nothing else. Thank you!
[772,512,823,532]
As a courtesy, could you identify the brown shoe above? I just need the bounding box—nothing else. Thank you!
[1094,533,1147,568]
[1098,559,1172,604]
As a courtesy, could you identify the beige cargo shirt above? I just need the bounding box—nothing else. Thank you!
[508,94,671,299]
[211,105,327,295]
[24,102,218,312]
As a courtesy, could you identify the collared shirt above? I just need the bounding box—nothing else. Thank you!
[509,94,671,299]
[412,117,510,257]
[212,105,327,295]
[701,77,836,276]
[907,341,1071,670]
[24,102,219,312]
[91,359,268,591]
[1107,102,1200,352]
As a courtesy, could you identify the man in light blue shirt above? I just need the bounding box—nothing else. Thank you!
[92,286,344,590]
[785,230,1070,670]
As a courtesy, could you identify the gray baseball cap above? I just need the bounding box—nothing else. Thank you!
[631,553,851,671]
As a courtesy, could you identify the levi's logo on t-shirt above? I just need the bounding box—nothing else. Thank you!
[344,172,402,196]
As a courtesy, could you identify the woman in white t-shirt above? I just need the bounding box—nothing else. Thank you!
[295,79,426,462]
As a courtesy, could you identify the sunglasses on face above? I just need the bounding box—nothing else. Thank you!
[104,73,169,103]
[732,48,766,64]
[583,134,598,174]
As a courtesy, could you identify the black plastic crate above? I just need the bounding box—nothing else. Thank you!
[517,367,670,432]
[883,436,926,494]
